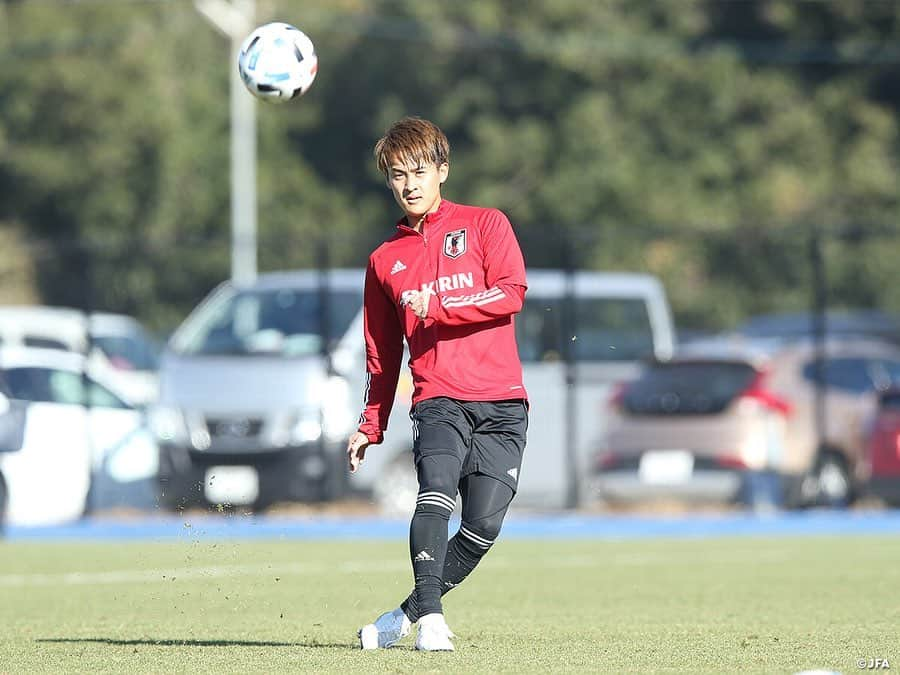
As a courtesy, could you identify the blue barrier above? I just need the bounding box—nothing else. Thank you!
[6,509,900,542]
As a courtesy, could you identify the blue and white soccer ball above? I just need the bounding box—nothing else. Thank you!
[237,22,318,103]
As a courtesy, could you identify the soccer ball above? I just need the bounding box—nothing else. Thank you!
[237,22,318,103]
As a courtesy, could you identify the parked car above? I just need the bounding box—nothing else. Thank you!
[0,347,159,526]
[733,310,900,346]
[0,379,28,530]
[152,270,362,510]
[860,388,900,506]
[590,336,900,509]
[0,306,161,408]
[153,268,676,513]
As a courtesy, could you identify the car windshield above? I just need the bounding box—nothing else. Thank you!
[516,297,656,363]
[92,333,160,371]
[175,287,362,357]
[623,361,758,415]
[802,357,900,394]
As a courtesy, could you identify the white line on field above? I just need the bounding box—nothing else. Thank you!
[0,547,788,588]
[0,560,406,588]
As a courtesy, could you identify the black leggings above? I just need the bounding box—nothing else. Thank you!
[457,472,514,542]
[402,462,515,621]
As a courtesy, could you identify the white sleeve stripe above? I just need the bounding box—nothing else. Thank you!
[357,372,371,425]
[473,292,507,307]
[441,287,505,308]
[441,287,503,305]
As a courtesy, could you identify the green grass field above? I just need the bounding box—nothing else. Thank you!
[1,536,897,673]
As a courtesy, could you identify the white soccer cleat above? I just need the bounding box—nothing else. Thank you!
[414,613,455,652]
[358,608,411,649]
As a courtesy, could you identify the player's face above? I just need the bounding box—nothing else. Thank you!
[387,157,449,226]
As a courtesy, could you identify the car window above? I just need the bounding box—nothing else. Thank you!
[4,367,54,402]
[869,359,900,392]
[92,334,160,371]
[515,296,656,363]
[801,357,892,394]
[24,336,71,351]
[622,361,758,415]
[2,367,130,409]
[574,297,655,361]
[516,298,564,363]
[177,288,362,357]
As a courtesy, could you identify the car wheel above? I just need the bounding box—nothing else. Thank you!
[813,452,852,508]
[373,453,417,517]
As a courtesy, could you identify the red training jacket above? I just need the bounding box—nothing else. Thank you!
[357,199,528,444]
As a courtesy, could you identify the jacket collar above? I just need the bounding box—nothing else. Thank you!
[395,199,455,234]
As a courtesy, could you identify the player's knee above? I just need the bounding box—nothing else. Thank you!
[414,464,458,518]
[459,513,504,550]
[416,454,459,500]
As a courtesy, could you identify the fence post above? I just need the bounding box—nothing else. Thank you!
[562,239,580,509]
[809,226,827,461]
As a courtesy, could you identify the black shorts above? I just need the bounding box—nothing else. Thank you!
[410,397,528,493]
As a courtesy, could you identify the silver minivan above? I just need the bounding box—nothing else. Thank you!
[152,268,675,511]
[152,270,364,509]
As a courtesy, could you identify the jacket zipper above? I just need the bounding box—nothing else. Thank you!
[421,224,436,286]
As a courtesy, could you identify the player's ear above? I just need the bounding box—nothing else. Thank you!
[438,162,449,184]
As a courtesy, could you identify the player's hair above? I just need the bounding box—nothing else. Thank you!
[374,116,450,177]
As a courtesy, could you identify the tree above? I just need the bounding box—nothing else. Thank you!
[1,0,898,332]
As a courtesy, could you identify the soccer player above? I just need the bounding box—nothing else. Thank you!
[347,116,529,651]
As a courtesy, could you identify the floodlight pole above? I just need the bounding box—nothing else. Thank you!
[195,0,257,285]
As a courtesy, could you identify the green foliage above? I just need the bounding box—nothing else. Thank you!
[0,0,898,332]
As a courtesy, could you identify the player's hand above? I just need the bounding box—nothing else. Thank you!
[402,289,432,320]
[347,431,371,473]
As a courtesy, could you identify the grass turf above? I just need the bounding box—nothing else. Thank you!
[0,535,897,673]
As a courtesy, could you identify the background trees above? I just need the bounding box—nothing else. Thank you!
[1,0,898,333]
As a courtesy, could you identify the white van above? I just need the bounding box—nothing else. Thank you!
[153,269,674,511]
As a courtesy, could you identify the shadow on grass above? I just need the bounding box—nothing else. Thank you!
[36,637,350,649]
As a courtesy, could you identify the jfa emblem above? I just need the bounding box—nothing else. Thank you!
[443,229,467,259]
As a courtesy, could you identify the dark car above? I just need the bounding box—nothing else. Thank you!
[735,311,900,346]
[861,389,900,506]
